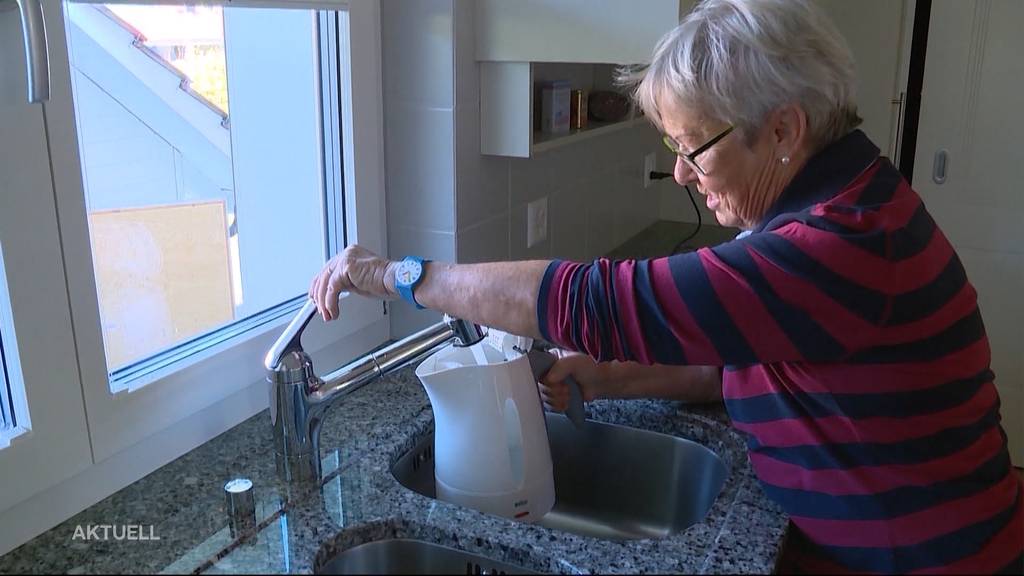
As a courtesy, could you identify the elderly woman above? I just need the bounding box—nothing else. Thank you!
[310,0,1022,573]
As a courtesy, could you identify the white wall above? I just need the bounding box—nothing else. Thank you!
[380,0,457,338]
[452,0,668,266]
[380,0,678,344]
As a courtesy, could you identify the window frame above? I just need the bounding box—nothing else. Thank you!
[0,8,95,520]
[48,0,387,461]
[0,0,387,549]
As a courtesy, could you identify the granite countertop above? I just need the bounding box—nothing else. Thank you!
[0,222,788,575]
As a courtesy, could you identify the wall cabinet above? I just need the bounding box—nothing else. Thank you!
[474,0,683,64]
[479,0,909,159]
[475,1,685,157]
[475,0,685,157]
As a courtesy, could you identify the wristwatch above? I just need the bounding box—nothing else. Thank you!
[394,256,429,309]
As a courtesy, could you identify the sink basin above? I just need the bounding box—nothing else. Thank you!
[317,538,540,575]
[392,412,728,540]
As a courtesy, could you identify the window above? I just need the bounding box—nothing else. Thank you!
[0,0,386,548]
[55,0,386,459]
[65,3,350,388]
[0,242,31,449]
[0,340,11,431]
[0,275,13,432]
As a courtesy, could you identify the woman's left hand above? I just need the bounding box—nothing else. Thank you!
[309,245,398,322]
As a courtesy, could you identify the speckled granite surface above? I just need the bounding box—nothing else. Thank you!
[0,222,788,574]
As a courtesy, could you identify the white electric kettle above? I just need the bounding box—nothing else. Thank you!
[414,331,555,522]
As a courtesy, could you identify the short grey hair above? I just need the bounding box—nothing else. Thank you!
[621,0,862,149]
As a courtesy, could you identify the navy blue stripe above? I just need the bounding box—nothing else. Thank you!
[853,157,903,208]
[773,200,935,265]
[761,447,1010,520]
[634,260,688,365]
[787,210,873,236]
[712,240,846,361]
[583,262,614,361]
[889,202,936,261]
[603,261,634,361]
[811,488,1021,573]
[536,260,561,345]
[780,211,891,257]
[849,307,986,364]
[757,130,880,233]
[755,233,889,324]
[886,253,967,325]
[747,403,1001,469]
[725,368,993,424]
[668,252,758,365]
[566,264,587,352]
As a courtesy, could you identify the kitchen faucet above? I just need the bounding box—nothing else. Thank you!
[264,299,485,485]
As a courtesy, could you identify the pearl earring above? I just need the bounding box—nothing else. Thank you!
[781,156,791,165]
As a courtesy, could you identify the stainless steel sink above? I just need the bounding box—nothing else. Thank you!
[317,538,540,575]
[392,412,728,540]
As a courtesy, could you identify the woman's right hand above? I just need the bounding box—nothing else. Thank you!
[309,245,398,323]
[537,353,724,410]
[537,350,620,412]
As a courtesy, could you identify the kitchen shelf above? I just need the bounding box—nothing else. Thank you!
[531,116,643,154]
[480,61,644,158]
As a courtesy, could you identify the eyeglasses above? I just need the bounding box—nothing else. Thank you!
[662,125,734,176]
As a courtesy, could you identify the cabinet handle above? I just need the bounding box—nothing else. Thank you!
[7,0,49,103]
[933,149,948,185]
[889,92,906,161]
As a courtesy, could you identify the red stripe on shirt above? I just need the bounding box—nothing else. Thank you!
[700,248,801,362]
[602,260,626,361]
[816,177,921,233]
[909,490,1023,574]
[722,339,991,399]
[732,383,997,447]
[749,247,873,351]
[773,220,953,294]
[748,425,1007,496]
[791,472,1019,548]
[612,260,652,364]
[649,257,722,365]
[543,262,579,351]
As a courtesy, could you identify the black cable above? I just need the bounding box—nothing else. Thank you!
[671,184,702,254]
[649,171,702,254]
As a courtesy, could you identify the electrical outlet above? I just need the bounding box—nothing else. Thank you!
[642,152,657,189]
[527,197,548,248]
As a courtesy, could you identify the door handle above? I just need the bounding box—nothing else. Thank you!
[3,0,49,103]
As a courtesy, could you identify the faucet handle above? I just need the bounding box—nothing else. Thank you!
[444,316,485,348]
[265,299,318,371]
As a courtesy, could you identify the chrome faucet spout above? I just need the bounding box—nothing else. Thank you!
[266,300,484,484]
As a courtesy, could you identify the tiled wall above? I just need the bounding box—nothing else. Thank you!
[452,0,675,267]
[383,0,680,337]
[381,0,456,337]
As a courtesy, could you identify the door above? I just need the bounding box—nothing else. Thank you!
[816,0,910,158]
[911,0,1023,465]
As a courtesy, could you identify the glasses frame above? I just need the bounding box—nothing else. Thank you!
[662,125,735,176]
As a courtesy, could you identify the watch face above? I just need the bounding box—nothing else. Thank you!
[396,259,422,286]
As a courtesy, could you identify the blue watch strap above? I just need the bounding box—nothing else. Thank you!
[395,256,428,310]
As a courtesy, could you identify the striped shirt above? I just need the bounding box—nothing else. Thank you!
[537,130,1023,574]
